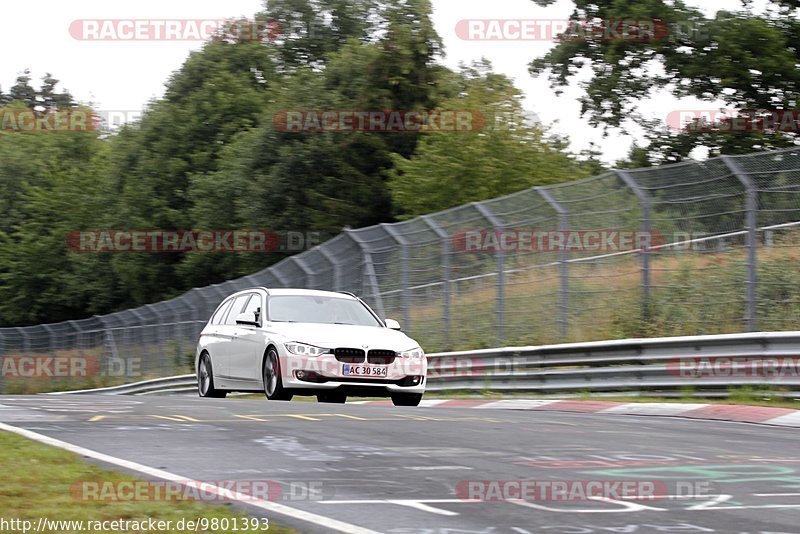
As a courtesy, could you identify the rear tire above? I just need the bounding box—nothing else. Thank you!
[317,391,347,403]
[263,348,293,401]
[198,353,227,398]
[391,393,422,407]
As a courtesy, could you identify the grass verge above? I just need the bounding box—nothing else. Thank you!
[0,430,294,534]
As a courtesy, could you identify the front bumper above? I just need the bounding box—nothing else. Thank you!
[280,353,427,395]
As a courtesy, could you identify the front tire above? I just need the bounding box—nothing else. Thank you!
[198,353,227,398]
[391,393,422,407]
[263,348,293,401]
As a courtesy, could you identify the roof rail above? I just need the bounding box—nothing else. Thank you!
[337,291,358,298]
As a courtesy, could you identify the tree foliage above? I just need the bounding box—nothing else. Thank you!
[0,0,586,326]
[530,0,800,163]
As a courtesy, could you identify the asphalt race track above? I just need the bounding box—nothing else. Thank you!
[2,395,800,534]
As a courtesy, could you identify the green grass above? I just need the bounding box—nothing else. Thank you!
[0,431,295,534]
[405,239,800,353]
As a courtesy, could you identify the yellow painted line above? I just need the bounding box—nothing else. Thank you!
[150,415,189,422]
[241,414,322,421]
[327,414,368,420]
[172,415,202,422]
[281,414,321,421]
[89,415,106,422]
[393,414,434,421]
[235,414,272,422]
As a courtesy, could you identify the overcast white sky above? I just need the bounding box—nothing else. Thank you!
[2,0,744,163]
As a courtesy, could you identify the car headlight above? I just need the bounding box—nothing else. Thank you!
[284,342,329,356]
[398,346,424,359]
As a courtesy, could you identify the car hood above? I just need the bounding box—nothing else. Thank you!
[268,322,420,351]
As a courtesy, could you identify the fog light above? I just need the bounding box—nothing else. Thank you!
[297,370,306,379]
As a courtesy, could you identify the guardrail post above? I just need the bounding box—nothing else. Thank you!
[474,202,506,346]
[617,170,653,322]
[722,156,758,332]
[381,224,412,332]
[536,187,569,339]
[422,215,451,350]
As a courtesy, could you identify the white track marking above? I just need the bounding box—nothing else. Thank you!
[763,412,800,427]
[473,400,560,410]
[418,400,450,407]
[388,500,459,516]
[0,422,380,534]
[600,403,709,416]
[510,497,666,513]
[403,465,473,471]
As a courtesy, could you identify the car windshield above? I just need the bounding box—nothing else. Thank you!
[268,295,382,327]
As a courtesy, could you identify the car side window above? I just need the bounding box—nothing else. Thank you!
[223,295,251,325]
[242,293,262,324]
[211,299,233,325]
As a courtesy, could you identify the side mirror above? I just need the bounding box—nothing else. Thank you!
[235,312,260,326]
[385,318,402,331]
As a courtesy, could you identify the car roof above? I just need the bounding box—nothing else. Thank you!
[237,288,358,300]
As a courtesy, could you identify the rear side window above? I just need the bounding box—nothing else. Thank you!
[211,299,233,325]
[224,295,251,325]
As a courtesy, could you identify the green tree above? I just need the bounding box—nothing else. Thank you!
[0,129,111,325]
[388,62,586,218]
[529,0,800,160]
[8,71,36,109]
[261,0,382,69]
[102,40,279,307]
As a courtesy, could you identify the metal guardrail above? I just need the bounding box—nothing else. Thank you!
[52,331,800,398]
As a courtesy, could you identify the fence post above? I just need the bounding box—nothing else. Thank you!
[380,224,411,332]
[536,187,569,340]
[344,229,387,320]
[270,266,290,288]
[474,202,505,346]
[292,256,314,289]
[617,170,652,323]
[721,156,758,332]
[317,246,342,291]
[0,330,5,394]
[422,215,451,350]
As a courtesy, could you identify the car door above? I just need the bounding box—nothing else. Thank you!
[203,297,233,376]
[229,293,265,382]
[217,294,251,380]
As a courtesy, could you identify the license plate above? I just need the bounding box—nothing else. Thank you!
[342,364,388,377]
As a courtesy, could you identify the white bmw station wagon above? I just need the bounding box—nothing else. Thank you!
[196,288,426,406]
